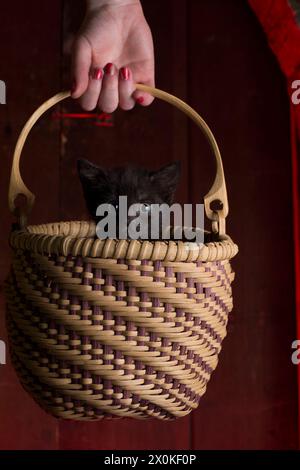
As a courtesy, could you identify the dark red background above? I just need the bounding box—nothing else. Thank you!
[0,0,298,449]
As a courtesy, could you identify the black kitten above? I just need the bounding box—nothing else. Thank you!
[77,158,181,222]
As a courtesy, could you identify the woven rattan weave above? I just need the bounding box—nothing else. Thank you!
[6,86,238,420]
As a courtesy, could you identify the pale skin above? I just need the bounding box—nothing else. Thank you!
[71,0,155,112]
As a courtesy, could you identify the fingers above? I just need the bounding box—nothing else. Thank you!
[132,76,155,107]
[98,63,119,113]
[118,67,135,110]
[72,49,154,112]
[79,68,103,111]
[98,64,150,112]
[71,37,92,99]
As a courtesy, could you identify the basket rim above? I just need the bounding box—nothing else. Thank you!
[9,220,238,262]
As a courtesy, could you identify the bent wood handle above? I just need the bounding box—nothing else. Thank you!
[8,85,229,234]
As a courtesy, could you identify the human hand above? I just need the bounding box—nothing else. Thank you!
[71,0,155,112]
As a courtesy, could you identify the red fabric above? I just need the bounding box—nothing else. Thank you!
[248,0,300,443]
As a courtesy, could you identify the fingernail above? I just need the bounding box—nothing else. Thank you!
[71,79,76,94]
[136,96,144,104]
[104,63,115,75]
[120,67,130,80]
[92,68,103,80]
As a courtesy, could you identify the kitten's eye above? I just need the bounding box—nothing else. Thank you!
[140,203,151,213]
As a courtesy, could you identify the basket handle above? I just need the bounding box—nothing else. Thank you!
[8,84,229,234]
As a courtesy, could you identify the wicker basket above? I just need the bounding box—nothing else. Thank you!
[5,86,238,421]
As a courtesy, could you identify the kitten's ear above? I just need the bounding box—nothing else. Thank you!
[77,158,107,185]
[150,161,181,203]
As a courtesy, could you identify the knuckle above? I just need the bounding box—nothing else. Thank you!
[80,98,95,111]
[120,102,135,111]
[99,103,117,114]
[83,104,95,111]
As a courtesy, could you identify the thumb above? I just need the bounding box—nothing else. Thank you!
[71,36,92,98]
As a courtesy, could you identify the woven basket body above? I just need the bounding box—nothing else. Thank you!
[6,222,237,420]
[6,87,238,420]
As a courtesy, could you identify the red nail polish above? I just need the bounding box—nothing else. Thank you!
[136,96,144,104]
[104,63,115,75]
[92,68,103,80]
[120,67,129,80]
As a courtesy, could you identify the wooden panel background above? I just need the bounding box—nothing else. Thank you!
[0,0,298,449]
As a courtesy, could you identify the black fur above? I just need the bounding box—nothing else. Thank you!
[77,158,181,221]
